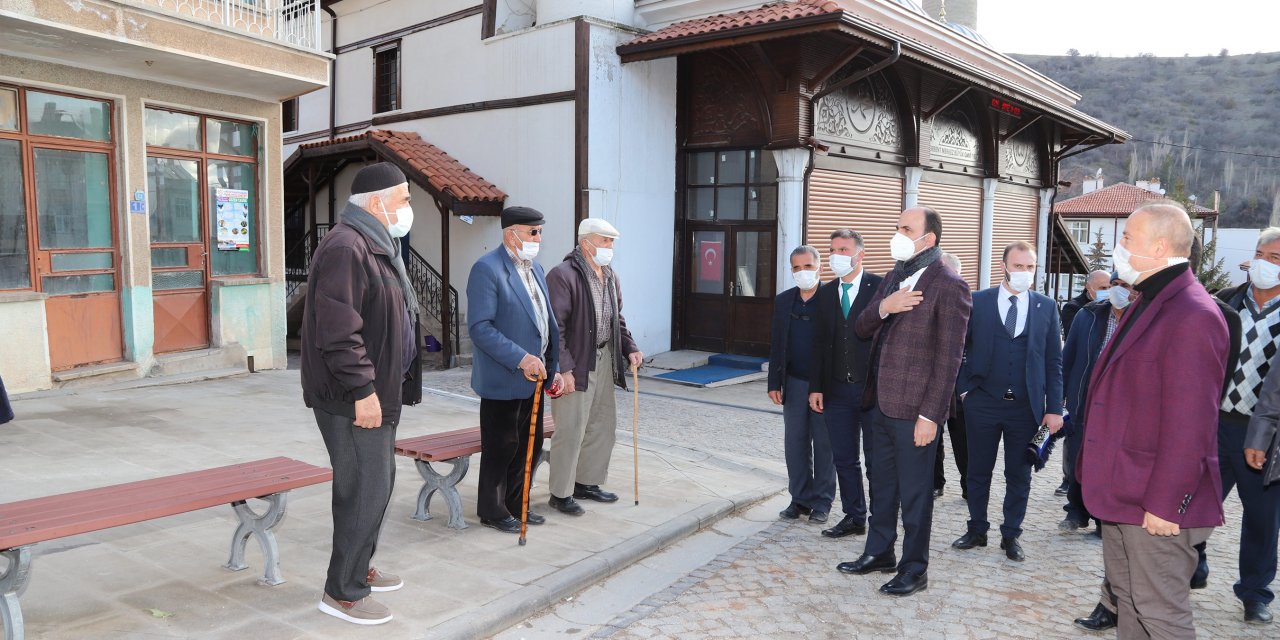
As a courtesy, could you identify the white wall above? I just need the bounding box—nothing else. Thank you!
[585,23,678,357]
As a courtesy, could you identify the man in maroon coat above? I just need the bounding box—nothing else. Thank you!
[1079,202,1230,639]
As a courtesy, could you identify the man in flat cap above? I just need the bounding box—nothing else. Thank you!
[301,161,421,625]
[545,218,643,516]
[468,206,562,533]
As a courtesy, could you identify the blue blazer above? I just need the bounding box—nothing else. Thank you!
[467,246,561,400]
[957,286,1064,421]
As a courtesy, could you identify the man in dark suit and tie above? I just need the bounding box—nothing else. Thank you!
[808,229,884,538]
[1079,202,1229,638]
[836,207,972,597]
[951,241,1063,562]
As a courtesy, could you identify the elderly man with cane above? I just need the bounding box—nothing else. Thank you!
[545,218,643,516]
[467,206,563,534]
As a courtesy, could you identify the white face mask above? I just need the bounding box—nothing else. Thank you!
[379,201,414,239]
[1006,270,1033,293]
[890,232,923,262]
[793,269,820,291]
[829,253,856,278]
[1250,259,1280,290]
[591,247,613,267]
[510,229,540,261]
[1109,285,1132,310]
[1094,288,1111,303]
[1112,243,1187,285]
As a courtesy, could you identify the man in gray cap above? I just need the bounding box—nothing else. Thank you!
[545,218,642,515]
[468,206,563,533]
[301,161,421,625]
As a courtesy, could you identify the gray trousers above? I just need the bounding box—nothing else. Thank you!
[782,376,835,512]
[314,408,397,602]
[1102,521,1212,639]
[549,344,617,499]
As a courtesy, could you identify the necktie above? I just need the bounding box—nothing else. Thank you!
[1005,295,1018,336]
[841,283,853,318]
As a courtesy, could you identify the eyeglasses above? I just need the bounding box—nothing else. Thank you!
[511,227,542,237]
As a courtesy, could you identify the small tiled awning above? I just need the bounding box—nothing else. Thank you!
[1049,214,1090,275]
[1056,183,1217,218]
[286,130,506,216]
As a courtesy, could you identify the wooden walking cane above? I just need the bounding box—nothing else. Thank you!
[632,364,640,506]
[519,375,545,546]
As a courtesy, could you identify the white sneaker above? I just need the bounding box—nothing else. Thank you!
[319,593,393,625]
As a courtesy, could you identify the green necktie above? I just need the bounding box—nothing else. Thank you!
[841,282,853,318]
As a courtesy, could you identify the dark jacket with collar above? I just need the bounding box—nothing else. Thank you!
[809,271,883,396]
[300,215,422,427]
[1059,291,1091,338]
[1062,301,1113,421]
[0,374,12,424]
[767,286,816,392]
[1246,347,1280,485]
[957,286,1064,422]
[546,250,638,392]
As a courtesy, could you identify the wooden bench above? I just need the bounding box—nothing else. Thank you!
[395,417,555,530]
[0,457,331,640]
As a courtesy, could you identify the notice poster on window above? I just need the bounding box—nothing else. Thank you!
[216,188,250,251]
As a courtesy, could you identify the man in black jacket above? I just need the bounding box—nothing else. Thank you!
[300,162,422,626]
[807,229,884,539]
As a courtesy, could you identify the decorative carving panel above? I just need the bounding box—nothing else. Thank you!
[685,55,767,146]
[1002,129,1041,179]
[814,73,902,153]
[929,106,980,165]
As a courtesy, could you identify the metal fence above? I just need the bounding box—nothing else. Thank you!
[136,0,322,51]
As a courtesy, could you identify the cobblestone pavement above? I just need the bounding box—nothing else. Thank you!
[598,468,1264,640]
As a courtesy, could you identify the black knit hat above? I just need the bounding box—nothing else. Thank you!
[351,162,407,195]
[501,206,545,228]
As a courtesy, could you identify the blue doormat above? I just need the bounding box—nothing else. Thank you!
[654,365,758,385]
[707,354,768,371]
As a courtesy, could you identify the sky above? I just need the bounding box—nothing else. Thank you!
[975,0,1280,57]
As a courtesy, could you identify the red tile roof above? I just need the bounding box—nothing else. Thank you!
[625,0,843,47]
[1056,183,1216,217]
[299,130,506,204]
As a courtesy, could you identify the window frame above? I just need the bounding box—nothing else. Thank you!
[373,41,402,114]
[1068,220,1089,244]
[282,98,298,134]
[0,83,119,294]
[682,148,778,223]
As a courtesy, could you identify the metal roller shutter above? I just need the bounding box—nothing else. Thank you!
[991,189,1041,280]
[805,169,904,280]
[918,180,982,288]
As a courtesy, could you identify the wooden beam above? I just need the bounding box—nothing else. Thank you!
[922,84,972,121]
[809,45,864,91]
[749,42,788,91]
[1000,112,1043,143]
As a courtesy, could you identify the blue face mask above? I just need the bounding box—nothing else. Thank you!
[1094,288,1110,303]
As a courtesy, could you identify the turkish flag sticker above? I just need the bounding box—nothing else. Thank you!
[699,240,722,281]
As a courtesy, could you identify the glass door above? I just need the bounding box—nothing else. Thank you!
[148,155,209,353]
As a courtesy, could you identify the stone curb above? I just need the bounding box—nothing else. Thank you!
[419,486,782,640]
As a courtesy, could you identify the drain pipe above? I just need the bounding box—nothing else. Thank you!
[323,5,338,141]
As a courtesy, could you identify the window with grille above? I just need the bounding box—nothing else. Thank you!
[374,43,400,114]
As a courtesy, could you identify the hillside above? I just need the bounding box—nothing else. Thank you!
[1014,52,1280,228]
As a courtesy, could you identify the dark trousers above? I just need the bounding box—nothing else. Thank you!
[863,407,939,575]
[824,380,870,522]
[1063,419,1093,525]
[934,398,968,491]
[1207,413,1280,605]
[478,395,545,521]
[963,391,1038,539]
[314,408,397,602]
[783,376,836,512]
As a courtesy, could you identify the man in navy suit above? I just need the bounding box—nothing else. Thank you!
[952,241,1064,562]
[467,206,563,534]
[808,229,884,538]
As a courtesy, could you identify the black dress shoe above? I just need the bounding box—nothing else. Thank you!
[1074,603,1117,631]
[880,571,928,596]
[1244,601,1273,624]
[837,553,897,575]
[809,510,829,524]
[933,487,944,498]
[952,531,988,550]
[574,483,619,503]
[480,516,521,533]
[1055,479,1069,496]
[525,511,545,525]
[822,515,866,538]
[549,495,586,516]
[1191,562,1208,589]
[1000,536,1025,562]
[779,502,804,520]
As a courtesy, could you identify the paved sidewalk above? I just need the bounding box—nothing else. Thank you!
[1,369,781,639]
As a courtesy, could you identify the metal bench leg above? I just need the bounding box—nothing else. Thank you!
[224,492,289,586]
[1,547,32,640]
[534,447,550,479]
[412,456,470,529]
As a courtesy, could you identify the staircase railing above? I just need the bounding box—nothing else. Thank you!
[284,223,331,299]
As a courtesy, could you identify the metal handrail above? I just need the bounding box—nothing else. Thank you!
[133,0,322,51]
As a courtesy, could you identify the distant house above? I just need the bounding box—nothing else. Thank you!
[1051,173,1218,297]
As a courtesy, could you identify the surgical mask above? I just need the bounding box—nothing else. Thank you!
[829,253,856,278]
[1094,288,1111,303]
[793,269,820,291]
[590,245,614,267]
[890,232,922,261]
[1112,243,1187,285]
[380,202,414,239]
[1109,286,1132,310]
[510,229,540,261]
[1006,270,1033,293]
[1250,259,1280,289]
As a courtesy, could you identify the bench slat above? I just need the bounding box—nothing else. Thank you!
[395,425,556,462]
[0,458,331,550]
